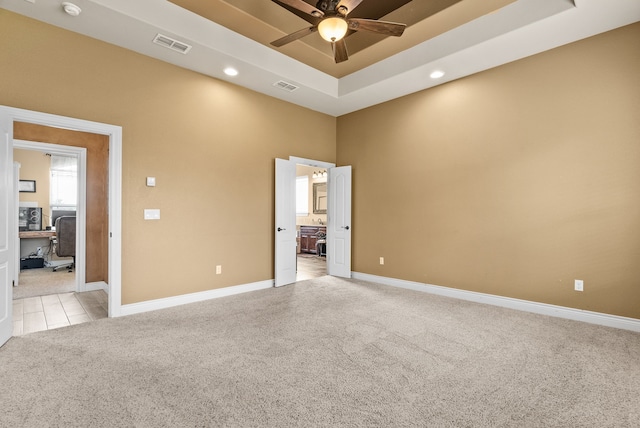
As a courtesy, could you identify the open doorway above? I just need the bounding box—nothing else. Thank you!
[15,148,79,296]
[12,142,107,335]
[275,156,351,287]
[295,164,327,281]
[0,106,122,348]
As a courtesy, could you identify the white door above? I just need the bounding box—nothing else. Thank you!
[274,158,297,287]
[327,166,352,278]
[0,115,13,347]
[13,162,20,288]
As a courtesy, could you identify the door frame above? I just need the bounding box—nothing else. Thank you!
[289,156,335,171]
[0,105,122,318]
[13,140,87,294]
[286,156,337,282]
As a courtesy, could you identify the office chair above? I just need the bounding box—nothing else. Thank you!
[53,216,76,272]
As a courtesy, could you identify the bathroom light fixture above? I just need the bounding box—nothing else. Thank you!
[312,170,328,179]
[317,17,348,42]
[62,2,82,16]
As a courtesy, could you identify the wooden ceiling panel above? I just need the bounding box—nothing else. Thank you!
[169,0,516,77]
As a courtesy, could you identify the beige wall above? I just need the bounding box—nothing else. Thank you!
[2,10,639,320]
[0,11,336,304]
[337,23,640,319]
[14,149,50,223]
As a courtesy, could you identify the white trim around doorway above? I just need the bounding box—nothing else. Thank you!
[13,140,87,295]
[1,105,122,318]
[289,156,335,170]
[288,156,336,283]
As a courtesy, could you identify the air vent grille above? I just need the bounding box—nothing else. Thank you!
[152,34,192,54]
[273,80,299,92]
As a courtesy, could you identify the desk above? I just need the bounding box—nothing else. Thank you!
[19,230,55,258]
[19,230,56,239]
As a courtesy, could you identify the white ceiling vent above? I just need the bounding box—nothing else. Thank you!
[273,80,299,92]
[152,34,192,54]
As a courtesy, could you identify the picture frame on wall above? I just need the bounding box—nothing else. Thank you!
[19,180,36,193]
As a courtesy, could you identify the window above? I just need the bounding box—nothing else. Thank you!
[296,175,309,216]
[50,155,78,210]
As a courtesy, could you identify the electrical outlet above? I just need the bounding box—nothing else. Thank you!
[216,265,222,275]
[574,279,584,292]
[379,257,384,265]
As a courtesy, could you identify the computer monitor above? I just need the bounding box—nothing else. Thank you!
[51,209,76,228]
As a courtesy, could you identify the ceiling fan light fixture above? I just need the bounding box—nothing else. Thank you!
[318,17,348,42]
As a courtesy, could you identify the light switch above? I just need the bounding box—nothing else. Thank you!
[146,177,156,187]
[144,209,160,220]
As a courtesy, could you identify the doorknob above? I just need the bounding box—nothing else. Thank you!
[277,227,286,232]
[342,226,350,230]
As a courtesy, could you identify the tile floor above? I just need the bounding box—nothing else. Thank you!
[296,254,327,281]
[13,290,108,336]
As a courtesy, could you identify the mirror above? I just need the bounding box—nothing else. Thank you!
[313,182,327,214]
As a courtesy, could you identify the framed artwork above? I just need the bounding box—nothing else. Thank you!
[19,180,36,193]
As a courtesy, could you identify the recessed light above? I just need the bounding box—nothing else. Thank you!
[224,67,238,77]
[430,70,445,79]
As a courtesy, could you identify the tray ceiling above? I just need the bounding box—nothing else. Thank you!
[2,0,640,116]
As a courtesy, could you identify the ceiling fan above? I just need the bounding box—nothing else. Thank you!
[270,0,407,63]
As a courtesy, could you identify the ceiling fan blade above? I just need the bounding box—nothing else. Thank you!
[336,0,364,15]
[272,0,324,18]
[347,18,406,37]
[271,26,317,47]
[332,39,349,63]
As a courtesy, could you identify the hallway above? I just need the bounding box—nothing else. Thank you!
[13,290,108,336]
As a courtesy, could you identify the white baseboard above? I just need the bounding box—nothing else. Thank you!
[83,281,108,293]
[120,280,273,317]
[352,272,640,333]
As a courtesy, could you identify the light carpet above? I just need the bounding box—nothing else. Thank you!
[13,267,75,300]
[1,276,639,427]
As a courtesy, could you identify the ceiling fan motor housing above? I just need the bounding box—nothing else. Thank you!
[316,0,346,16]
